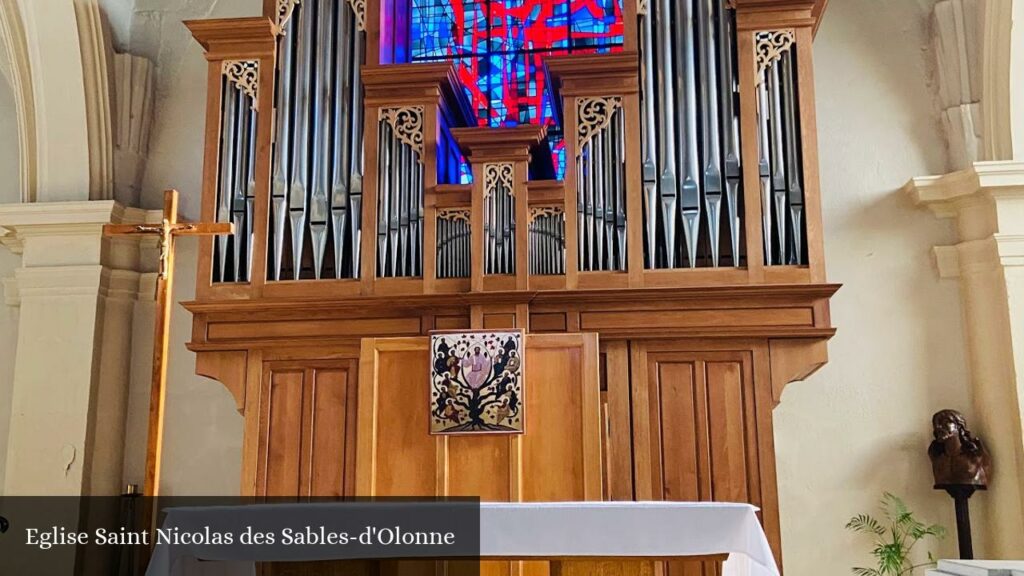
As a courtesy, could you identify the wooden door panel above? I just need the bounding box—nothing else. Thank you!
[522,344,586,501]
[370,347,438,496]
[308,367,356,496]
[705,360,754,504]
[654,359,706,503]
[257,360,358,497]
[260,369,305,496]
[602,341,633,501]
[448,435,513,500]
[634,346,767,576]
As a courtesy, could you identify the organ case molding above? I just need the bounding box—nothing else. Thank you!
[221,59,260,109]
[753,29,795,85]
[576,96,622,151]
[379,105,425,161]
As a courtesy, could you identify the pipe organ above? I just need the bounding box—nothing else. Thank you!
[266,0,367,281]
[184,0,833,569]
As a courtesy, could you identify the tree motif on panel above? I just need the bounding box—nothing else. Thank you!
[430,330,524,434]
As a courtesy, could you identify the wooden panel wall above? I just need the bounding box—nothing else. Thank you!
[631,340,780,569]
[356,334,602,500]
[256,360,359,497]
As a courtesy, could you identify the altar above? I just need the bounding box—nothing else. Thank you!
[146,502,779,576]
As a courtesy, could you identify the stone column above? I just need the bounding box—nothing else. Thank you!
[0,200,156,496]
[907,160,1024,558]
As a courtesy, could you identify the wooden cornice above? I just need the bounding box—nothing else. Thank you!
[184,17,277,60]
[527,180,566,206]
[546,51,640,97]
[362,63,474,125]
[451,125,548,162]
[813,0,829,34]
[546,52,640,82]
[430,184,472,209]
[184,283,840,315]
[362,62,454,90]
[733,0,822,33]
[183,283,838,352]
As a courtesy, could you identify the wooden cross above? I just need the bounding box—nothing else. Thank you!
[104,190,234,504]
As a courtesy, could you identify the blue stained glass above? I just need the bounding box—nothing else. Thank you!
[410,0,624,175]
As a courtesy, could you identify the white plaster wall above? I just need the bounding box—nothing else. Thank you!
[124,241,242,495]
[119,0,257,495]
[772,0,977,572]
[0,68,19,203]
[0,250,21,497]
[0,42,21,496]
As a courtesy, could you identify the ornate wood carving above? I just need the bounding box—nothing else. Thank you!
[379,106,425,161]
[346,0,366,31]
[529,205,564,224]
[637,0,648,16]
[484,162,515,198]
[222,59,260,110]
[754,29,795,86]
[276,0,300,32]
[576,96,622,152]
[438,208,471,223]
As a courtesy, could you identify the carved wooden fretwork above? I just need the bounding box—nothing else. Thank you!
[222,60,259,110]
[529,205,564,224]
[276,0,300,32]
[576,96,622,152]
[438,208,471,223]
[484,163,515,198]
[346,0,367,31]
[637,0,648,16]
[379,106,425,162]
[754,29,795,86]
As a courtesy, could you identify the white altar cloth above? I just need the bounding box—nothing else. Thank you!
[146,501,779,576]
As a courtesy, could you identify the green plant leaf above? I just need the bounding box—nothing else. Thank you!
[847,514,886,535]
[848,493,946,576]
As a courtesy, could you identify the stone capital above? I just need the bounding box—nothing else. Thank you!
[0,200,162,304]
[905,161,1024,277]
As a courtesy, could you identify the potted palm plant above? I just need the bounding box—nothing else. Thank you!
[845,493,946,575]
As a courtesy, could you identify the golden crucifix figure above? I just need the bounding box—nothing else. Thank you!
[104,190,234,504]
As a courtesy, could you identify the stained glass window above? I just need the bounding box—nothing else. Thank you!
[409,0,624,131]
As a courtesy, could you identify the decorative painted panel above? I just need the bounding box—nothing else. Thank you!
[430,330,525,434]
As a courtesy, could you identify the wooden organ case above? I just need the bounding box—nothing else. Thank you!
[184,0,834,569]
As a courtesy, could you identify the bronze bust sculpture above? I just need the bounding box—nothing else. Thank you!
[928,409,992,488]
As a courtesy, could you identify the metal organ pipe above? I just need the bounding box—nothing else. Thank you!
[231,91,251,281]
[640,2,659,269]
[309,0,335,279]
[437,211,470,279]
[718,2,742,266]
[781,52,804,265]
[270,14,294,282]
[259,0,366,282]
[751,31,805,266]
[216,85,237,283]
[288,0,314,281]
[529,209,566,276]
[676,0,702,269]
[575,100,626,273]
[639,0,799,270]
[698,0,723,267]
